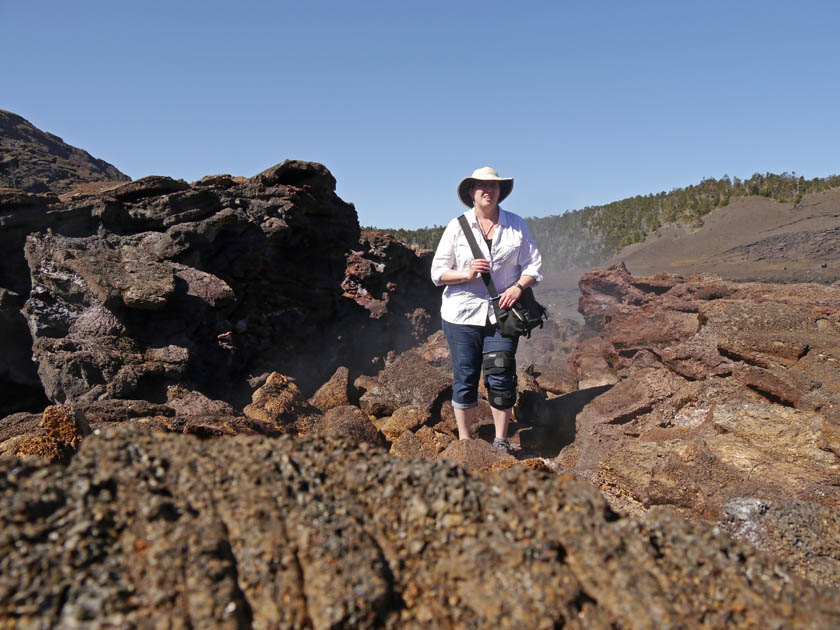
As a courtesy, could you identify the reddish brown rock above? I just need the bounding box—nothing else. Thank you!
[309,366,351,412]
[40,404,91,447]
[165,385,236,417]
[417,329,450,366]
[0,411,42,444]
[570,336,618,389]
[381,405,430,442]
[389,430,436,459]
[529,363,578,395]
[243,372,322,434]
[315,405,385,447]
[414,425,455,455]
[437,438,515,472]
[77,399,176,425]
[13,435,69,463]
[562,264,840,537]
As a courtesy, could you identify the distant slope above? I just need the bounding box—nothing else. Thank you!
[610,188,840,285]
[374,172,840,274]
[0,110,130,194]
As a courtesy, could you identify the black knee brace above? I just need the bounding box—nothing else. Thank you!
[483,350,517,410]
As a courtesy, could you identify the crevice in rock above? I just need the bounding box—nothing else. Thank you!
[571,588,597,613]
[648,533,665,559]
[556,542,568,563]
[632,282,672,296]
[662,364,700,382]
[744,385,796,408]
[364,530,406,623]
[717,346,766,368]
[797,345,810,361]
[215,538,255,630]
[290,533,314,630]
[609,405,653,425]
[50,583,71,629]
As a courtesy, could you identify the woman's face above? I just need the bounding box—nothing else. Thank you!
[471,180,500,208]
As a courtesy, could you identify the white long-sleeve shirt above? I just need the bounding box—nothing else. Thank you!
[431,207,543,325]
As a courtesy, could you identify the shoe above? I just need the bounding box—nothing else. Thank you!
[492,437,512,454]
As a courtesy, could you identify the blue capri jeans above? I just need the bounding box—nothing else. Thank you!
[442,319,518,410]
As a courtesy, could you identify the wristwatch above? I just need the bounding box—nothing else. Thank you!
[515,282,525,291]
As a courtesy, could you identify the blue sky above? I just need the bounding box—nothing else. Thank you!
[2,0,838,229]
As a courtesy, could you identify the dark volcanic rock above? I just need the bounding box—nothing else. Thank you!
[0,110,129,194]
[0,425,837,628]
[1,156,439,414]
[359,351,451,418]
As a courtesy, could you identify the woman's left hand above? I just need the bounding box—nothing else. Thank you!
[499,284,523,310]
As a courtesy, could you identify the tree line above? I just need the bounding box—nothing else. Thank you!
[368,172,840,272]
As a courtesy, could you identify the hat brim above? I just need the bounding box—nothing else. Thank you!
[457,177,514,208]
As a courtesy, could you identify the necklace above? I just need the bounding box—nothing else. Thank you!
[478,215,497,241]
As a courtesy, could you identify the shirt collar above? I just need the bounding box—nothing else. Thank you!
[468,206,508,227]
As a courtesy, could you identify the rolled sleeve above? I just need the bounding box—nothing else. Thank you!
[431,219,459,286]
[517,221,543,284]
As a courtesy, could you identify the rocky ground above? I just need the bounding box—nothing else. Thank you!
[3,421,839,629]
[1,116,839,626]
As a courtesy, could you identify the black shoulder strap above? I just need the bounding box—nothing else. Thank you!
[457,214,504,322]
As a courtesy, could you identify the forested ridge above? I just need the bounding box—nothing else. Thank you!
[371,172,840,272]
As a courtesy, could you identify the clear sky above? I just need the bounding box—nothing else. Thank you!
[2,0,838,229]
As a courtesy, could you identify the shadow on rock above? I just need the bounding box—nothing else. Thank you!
[514,384,612,459]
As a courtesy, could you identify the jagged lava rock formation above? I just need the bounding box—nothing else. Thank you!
[560,263,840,587]
[0,110,129,194]
[0,160,439,416]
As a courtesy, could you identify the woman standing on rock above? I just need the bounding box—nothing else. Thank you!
[431,167,543,453]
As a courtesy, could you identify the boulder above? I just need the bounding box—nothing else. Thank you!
[315,405,385,447]
[359,351,450,418]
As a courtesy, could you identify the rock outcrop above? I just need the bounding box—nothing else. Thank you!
[2,425,838,629]
[0,110,129,194]
[0,159,439,416]
[557,263,840,586]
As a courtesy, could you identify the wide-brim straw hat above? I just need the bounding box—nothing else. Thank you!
[457,166,514,208]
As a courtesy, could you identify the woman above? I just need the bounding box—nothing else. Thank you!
[431,166,543,453]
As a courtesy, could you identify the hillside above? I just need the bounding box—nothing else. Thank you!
[610,188,840,285]
[375,172,840,275]
[0,109,129,194]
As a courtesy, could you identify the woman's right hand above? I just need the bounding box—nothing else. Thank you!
[467,258,490,279]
